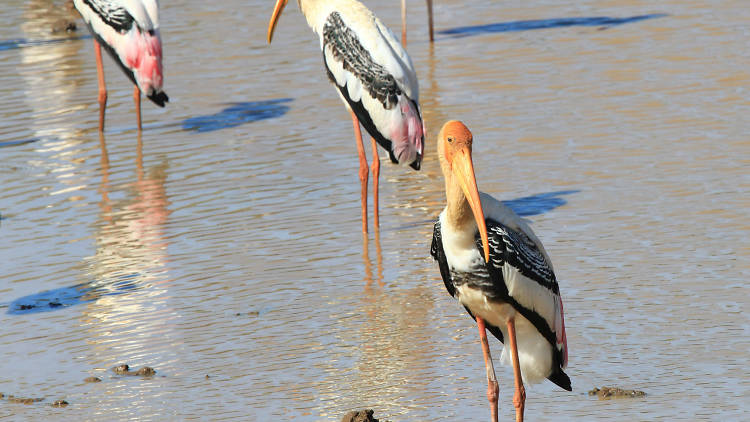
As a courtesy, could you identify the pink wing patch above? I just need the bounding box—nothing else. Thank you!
[123,29,164,95]
[387,98,423,165]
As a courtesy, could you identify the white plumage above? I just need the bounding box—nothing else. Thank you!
[267,0,424,233]
[74,0,167,130]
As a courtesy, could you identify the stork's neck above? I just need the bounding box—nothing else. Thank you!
[443,171,477,231]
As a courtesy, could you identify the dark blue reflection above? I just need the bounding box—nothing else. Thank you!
[182,99,293,133]
[6,273,139,315]
[0,139,41,148]
[0,35,92,51]
[503,190,579,217]
[439,14,667,38]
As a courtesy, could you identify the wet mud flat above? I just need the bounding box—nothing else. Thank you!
[0,363,158,411]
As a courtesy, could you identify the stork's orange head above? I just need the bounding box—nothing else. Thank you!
[437,120,489,262]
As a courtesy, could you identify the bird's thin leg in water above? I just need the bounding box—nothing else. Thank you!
[134,86,142,131]
[400,0,407,46]
[477,317,499,422]
[350,110,369,234]
[507,318,526,422]
[94,40,108,132]
[426,0,434,42]
[370,136,380,229]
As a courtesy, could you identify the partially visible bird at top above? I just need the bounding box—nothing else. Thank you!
[431,120,571,422]
[73,0,168,131]
[267,0,424,234]
[400,0,434,46]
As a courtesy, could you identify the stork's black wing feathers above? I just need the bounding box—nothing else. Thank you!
[431,220,456,298]
[81,0,134,33]
[481,218,559,294]
[322,12,402,110]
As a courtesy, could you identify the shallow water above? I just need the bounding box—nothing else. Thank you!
[1,0,748,420]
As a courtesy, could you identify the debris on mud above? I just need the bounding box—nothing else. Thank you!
[588,386,646,399]
[52,400,69,407]
[84,376,102,383]
[112,364,157,377]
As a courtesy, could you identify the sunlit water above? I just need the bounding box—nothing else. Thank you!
[1,0,748,420]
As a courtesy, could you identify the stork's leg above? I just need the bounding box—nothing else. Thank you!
[350,110,369,234]
[94,40,108,132]
[507,318,526,422]
[369,136,380,229]
[133,85,142,131]
[476,317,499,422]
[400,0,407,46]
[426,0,434,42]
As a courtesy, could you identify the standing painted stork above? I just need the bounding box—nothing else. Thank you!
[400,0,434,46]
[267,0,424,234]
[73,0,168,131]
[430,121,570,422]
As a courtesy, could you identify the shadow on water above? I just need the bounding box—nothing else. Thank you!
[5,274,139,315]
[0,139,41,148]
[502,189,579,217]
[438,14,667,39]
[182,99,293,133]
[0,34,92,52]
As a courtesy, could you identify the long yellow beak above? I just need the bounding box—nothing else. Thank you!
[453,148,490,263]
[267,0,289,43]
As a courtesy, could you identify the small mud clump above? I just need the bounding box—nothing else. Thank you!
[84,376,102,383]
[112,364,156,377]
[589,386,646,399]
[113,364,130,374]
[51,19,76,33]
[135,367,156,377]
[341,409,388,422]
[6,395,44,405]
[52,400,69,408]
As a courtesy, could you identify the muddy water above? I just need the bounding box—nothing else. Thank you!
[1,0,748,420]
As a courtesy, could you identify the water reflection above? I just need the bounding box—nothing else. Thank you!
[87,132,171,297]
[362,230,385,288]
[439,14,668,39]
[7,132,172,314]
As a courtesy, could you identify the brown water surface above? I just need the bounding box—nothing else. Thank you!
[1,0,748,420]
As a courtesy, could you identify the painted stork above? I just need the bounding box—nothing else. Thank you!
[267,0,424,234]
[430,121,570,422]
[73,0,168,131]
[400,0,434,46]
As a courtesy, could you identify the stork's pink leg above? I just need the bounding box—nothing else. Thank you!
[94,40,107,132]
[134,86,142,131]
[426,0,434,42]
[350,110,369,234]
[400,0,407,46]
[507,318,526,422]
[476,317,499,422]
[369,136,380,229]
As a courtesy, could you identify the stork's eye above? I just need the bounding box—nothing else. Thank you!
[447,136,454,143]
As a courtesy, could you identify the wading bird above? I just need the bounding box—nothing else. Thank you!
[74,0,168,131]
[400,0,434,46]
[267,0,424,234]
[430,121,570,422]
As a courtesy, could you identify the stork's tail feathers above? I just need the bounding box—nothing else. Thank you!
[547,368,572,391]
[148,91,169,107]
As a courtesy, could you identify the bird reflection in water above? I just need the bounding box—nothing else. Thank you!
[362,229,385,289]
[91,131,171,298]
[80,132,178,370]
